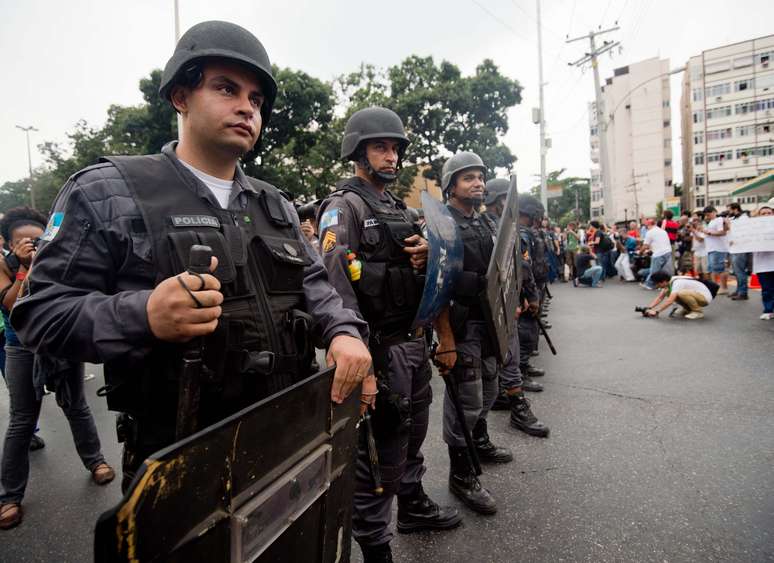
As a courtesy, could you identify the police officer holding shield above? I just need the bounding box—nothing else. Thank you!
[433,152,516,516]
[518,195,550,381]
[12,21,372,490]
[484,181,550,438]
[317,107,461,563]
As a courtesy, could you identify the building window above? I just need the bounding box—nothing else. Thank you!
[665,159,672,168]
[590,126,598,136]
[664,138,671,148]
[759,51,771,65]
[758,123,772,134]
[709,177,734,185]
[737,125,754,137]
[754,98,774,111]
[705,83,730,97]
[734,78,754,92]
[694,131,704,144]
[734,55,753,69]
[736,145,774,158]
[707,150,733,163]
[663,120,671,128]
[705,60,731,74]
[736,101,755,114]
[692,87,703,102]
[706,127,732,141]
[694,153,705,165]
[693,111,704,124]
[695,174,705,186]
[696,195,706,208]
[706,106,732,120]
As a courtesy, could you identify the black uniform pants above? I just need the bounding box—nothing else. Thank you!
[518,314,539,370]
[442,321,499,447]
[353,338,432,548]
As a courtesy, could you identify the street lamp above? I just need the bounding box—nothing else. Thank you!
[15,125,39,209]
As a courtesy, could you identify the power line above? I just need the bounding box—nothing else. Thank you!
[470,0,530,41]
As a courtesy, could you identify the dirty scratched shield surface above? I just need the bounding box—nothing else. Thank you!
[412,191,464,328]
[482,176,521,363]
[94,367,359,563]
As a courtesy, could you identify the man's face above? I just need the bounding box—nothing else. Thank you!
[629,221,637,230]
[759,207,773,217]
[451,168,485,203]
[705,210,717,220]
[172,59,264,158]
[364,139,401,177]
[656,280,669,289]
[727,205,741,217]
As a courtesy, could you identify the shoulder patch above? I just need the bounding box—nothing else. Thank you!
[322,230,337,253]
[364,218,379,228]
[319,208,340,231]
[41,212,64,242]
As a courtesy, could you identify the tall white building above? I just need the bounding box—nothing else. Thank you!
[589,57,673,223]
[681,34,774,212]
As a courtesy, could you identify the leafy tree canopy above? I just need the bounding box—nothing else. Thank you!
[530,169,591,226]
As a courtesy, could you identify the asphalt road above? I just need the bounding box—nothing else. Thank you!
[1,280,773,562]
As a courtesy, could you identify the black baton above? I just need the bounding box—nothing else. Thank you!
[362,411,384,495]
[441,370,482,476]
[536,317,557,356]
[175,245,212,440]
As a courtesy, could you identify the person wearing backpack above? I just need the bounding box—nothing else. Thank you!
[643,271,715,319]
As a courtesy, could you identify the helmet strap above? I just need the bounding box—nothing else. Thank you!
[356,149,401,184]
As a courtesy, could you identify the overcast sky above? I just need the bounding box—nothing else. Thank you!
[1,0,773,192]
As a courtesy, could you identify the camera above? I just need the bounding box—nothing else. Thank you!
[31,237,42,249]
[634,306,652,317]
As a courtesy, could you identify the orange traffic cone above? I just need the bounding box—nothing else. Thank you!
[750,274,761,289]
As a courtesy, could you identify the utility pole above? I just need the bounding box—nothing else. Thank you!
[567,27,620,224]
[15,125,39,209]
[625,171,649,222]
[174,0,183,140]
[536,0,548,211]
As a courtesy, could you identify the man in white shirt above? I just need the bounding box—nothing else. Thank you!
[702,205,729,294]
[691,215,708,280]
[644,272,714,319]
[640,219,673,290]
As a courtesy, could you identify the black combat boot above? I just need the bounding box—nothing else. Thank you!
[509,393,550,438]
[521,377,543,392]
[490,391,510,411]
[472,419,513,463]
[397,484,462,533]
[448,446,497,515]
[361,542,393,563]
[523,364,545,378]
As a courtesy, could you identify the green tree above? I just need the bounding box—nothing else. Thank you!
[530,170,590,225]
[337,56,522,197]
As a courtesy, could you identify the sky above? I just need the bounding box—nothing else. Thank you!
[2,0,773,192]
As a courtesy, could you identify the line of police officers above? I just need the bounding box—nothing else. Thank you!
[8,21,555,563]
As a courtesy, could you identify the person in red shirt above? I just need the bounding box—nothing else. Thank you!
[661,210,680,243]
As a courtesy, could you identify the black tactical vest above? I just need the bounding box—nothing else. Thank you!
[100,154,314,435]
[335,179,423,336]
[448,207,496,312]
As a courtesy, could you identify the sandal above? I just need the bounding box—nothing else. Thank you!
[91,463,116,486]
[0,502,23,530]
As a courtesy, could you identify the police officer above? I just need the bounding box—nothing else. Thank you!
[433,152,514,516]
[484,179,543,394]
[11,21,372,491]
[317,107,460,563]
[518,195,549,381]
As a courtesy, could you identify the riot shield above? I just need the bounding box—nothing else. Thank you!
[94,367,359,563]
[481,176,521,363]
[412,190,464,328]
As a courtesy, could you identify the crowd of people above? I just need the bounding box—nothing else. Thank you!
[532,203,774,321]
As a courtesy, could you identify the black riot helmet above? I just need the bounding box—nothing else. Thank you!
[441,151,487,201]
[159,21,277,129]
[484,178,510,206]
[518,194,544,219]
[341,107,410,183]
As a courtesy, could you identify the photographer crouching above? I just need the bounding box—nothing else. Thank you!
[640,271,717,320]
